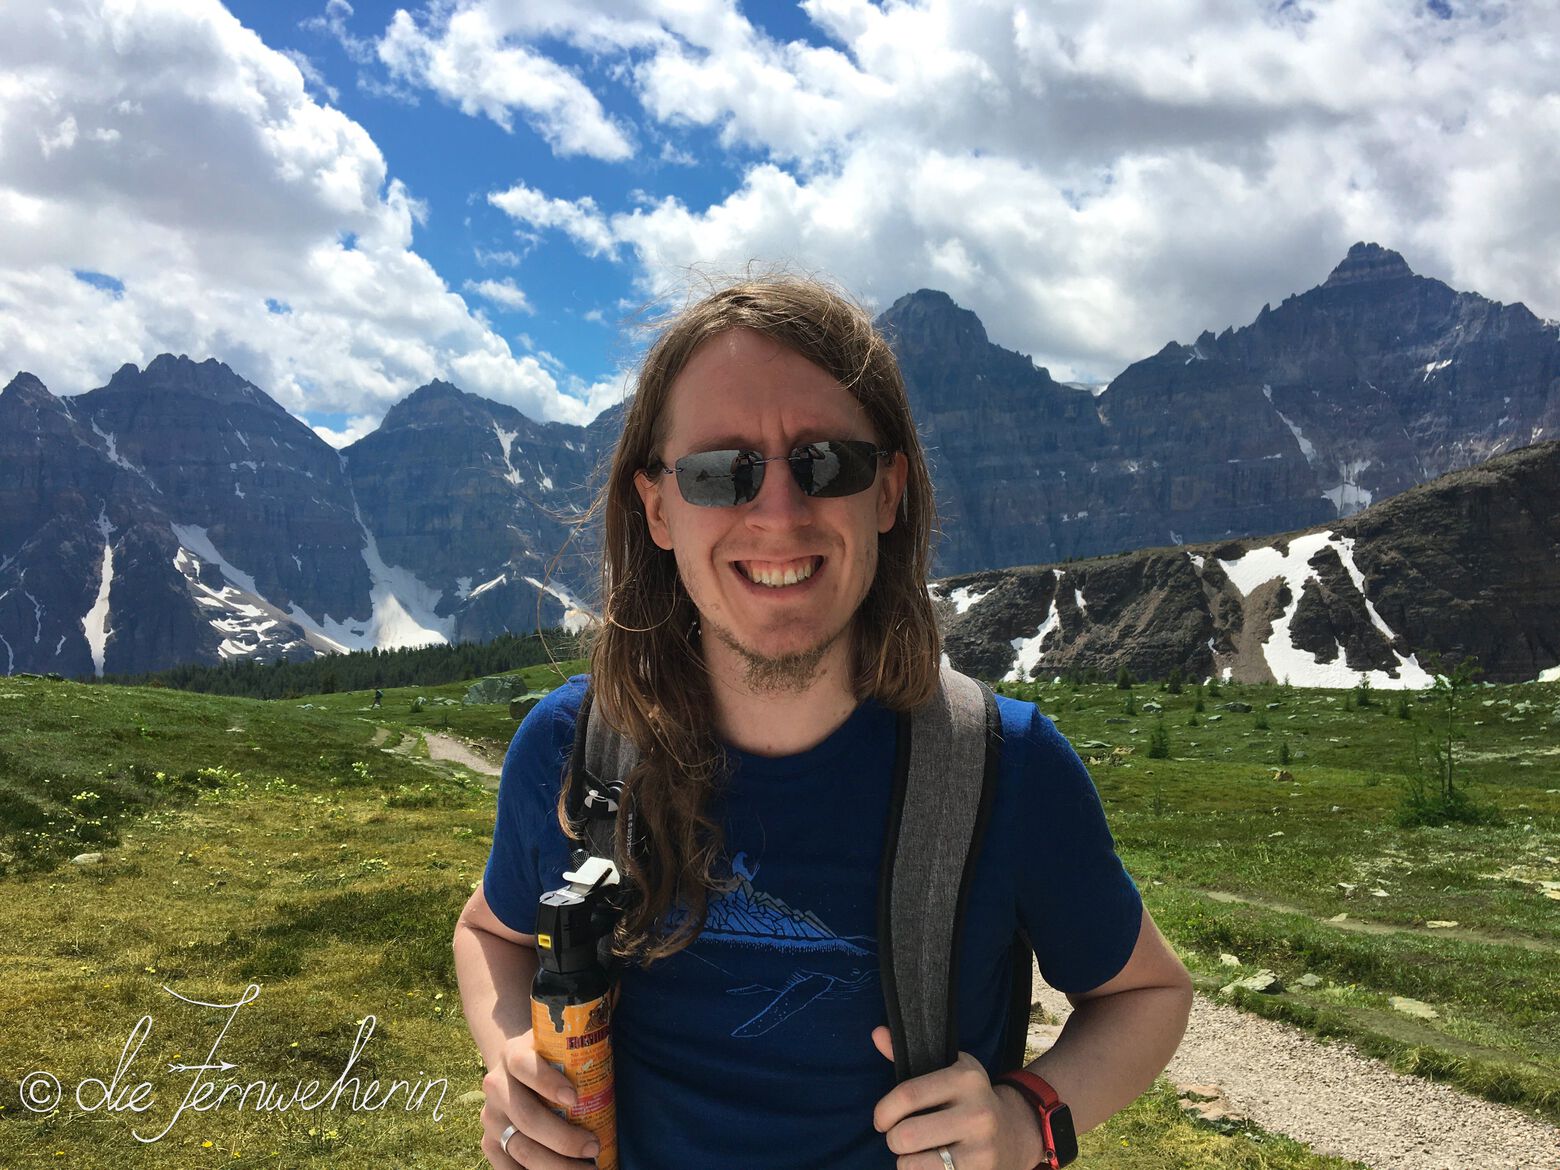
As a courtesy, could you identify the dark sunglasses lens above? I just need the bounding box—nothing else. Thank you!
[793,440,879,498]
[671,441,881,507]
[675,449,763,506]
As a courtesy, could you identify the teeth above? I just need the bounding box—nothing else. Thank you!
[742,558,817,588]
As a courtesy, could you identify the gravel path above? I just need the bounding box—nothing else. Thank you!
[1031,979,1560,1170]
[423,732,502,781]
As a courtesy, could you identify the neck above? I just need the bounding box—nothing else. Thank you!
[704,636,862,757]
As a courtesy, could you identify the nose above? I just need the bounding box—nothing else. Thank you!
[744,457,813,532]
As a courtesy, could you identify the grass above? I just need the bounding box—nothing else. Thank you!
[0,667,1554,1165]
[1001,676,1560,1121]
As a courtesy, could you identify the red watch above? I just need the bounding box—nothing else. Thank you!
[994,1069,1078,1169]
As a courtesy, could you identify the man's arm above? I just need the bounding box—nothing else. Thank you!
[873,905,1191,1170]
[1002,906,1192,1141]
[454,880,600,1168]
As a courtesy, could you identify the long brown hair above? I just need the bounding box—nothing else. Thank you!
[571,275,941,964]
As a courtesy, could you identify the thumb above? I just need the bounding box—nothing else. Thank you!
[871,1025,894,1063]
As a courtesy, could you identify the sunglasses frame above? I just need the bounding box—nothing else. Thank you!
[647,439,894,508]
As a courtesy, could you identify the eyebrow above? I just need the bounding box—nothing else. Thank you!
[678,430,861,453]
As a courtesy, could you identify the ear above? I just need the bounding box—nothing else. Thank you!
[634,468,676,551]
[876,452,909,535]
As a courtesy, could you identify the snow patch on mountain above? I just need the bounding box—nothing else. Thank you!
[173,528,290,658]
[1005,593,1061,682]
[523,575,593,634]
[948,584,991,614]
[468,572,508,601]
[1217,531,1433,688]
[83,509,115,676]
[493,423,523,485]
[1322,459,1373,515]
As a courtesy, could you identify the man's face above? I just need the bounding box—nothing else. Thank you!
[634,327,908,694]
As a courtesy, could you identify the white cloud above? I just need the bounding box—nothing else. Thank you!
[311,413,379,448]
[381,0,1560,381]
[0,0,601,426]
[488,181,618,258]
[376,5,634,160]
[464,276,534,313]
[282,48,340,104]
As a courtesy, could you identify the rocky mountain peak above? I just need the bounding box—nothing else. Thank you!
[99,354,279,412]
[0,371,57,409]
[1323,242,1415,289]
[378,379,491,431]
[878,288,991,357]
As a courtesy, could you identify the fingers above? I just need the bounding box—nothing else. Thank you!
[502,1034,579,1109]
[482,1114,600,1170]
[873,1052,1009,1170]
[873,1051,988,1132]
[872,1025,895,1063]
[481,1049,602,1169]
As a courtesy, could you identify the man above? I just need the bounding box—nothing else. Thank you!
[454,278,1192,1169]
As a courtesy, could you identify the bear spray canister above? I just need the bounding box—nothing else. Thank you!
[532,855,620,1170]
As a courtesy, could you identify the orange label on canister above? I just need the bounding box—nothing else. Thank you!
[531,995,617,1170]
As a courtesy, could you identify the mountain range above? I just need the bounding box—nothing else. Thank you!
[2,243,1556,679]
[935,439,1560,687]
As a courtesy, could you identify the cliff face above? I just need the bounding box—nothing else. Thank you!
[3,244,1557,678]
[935,440,1560,685]
[341,380,609,638]
[885,243,1560,576]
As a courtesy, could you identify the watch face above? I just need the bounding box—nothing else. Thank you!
[1049,1103,1079,1168]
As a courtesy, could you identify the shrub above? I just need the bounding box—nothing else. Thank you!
[1147,719,1170,759]
[1116,666,1134,690]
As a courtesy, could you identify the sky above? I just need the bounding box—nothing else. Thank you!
[2,1,1558,447]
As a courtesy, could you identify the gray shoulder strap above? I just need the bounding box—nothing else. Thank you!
[574,687,641,862]
[879,664,1000,1082]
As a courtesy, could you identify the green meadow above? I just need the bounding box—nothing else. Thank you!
[0,664,1554,1168]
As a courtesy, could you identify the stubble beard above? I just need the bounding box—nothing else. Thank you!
[706,617,850,696]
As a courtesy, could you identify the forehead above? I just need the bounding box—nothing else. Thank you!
[658,327,875,451]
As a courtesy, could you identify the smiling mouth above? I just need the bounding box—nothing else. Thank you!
[734,556,823,588]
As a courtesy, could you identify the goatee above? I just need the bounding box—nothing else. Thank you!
[708,621,845,695]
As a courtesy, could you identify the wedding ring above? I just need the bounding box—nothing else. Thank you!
[938,1146,956,1170]
[499,1123,518,1155]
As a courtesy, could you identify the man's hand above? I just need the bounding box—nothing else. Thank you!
[871,1026,1044,1170]
[480,1027,601,1169]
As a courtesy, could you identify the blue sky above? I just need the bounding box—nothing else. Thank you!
[3,1,1558,445]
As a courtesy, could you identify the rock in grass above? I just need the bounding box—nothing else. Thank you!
[1296,973,1324,988]
[71,852,104,865]
[1425,920,1459,929]
[1389,996,1439,1019]
[458,1090,486,1107]
[1219,953,1242,967]
[1222,969,1283,995]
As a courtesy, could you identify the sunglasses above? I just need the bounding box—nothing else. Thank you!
[648,439,893,508]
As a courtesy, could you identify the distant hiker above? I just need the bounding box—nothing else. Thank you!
[372,688,383,709]
[454,277,1191,1169]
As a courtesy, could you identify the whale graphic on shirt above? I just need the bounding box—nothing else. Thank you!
[666,852,877,1037]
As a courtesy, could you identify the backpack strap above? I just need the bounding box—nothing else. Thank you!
[878,664,1003,1082]
[565,685,640,865]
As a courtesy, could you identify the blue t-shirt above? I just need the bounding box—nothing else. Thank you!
[483,676,1141,1169]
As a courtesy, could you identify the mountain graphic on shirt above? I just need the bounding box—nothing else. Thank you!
[689,852,873,957]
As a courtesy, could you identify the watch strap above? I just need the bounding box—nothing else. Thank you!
[994,1069,1074,1169]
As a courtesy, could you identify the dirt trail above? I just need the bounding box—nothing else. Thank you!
[423,733,502,781]
[1195,888,1559,954]
[1030,976,1560,1170]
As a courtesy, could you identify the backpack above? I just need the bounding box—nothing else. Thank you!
[563,663,1033,1082]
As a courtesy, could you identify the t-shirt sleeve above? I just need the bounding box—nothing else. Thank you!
[1007,700,1143,994]
[481,677,584,935]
